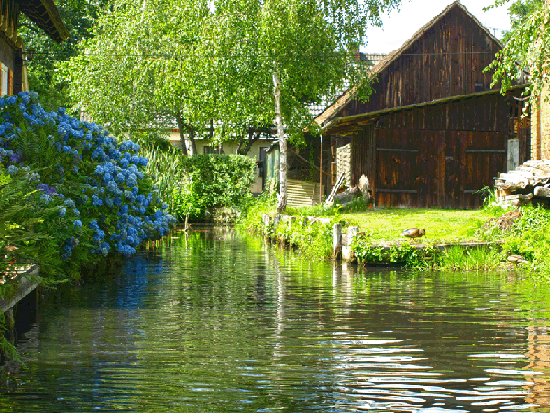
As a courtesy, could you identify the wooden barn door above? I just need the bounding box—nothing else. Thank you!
[420,131,446,207]
[375,129,421,207]
[454,131,507,208]
[373,129,506,208]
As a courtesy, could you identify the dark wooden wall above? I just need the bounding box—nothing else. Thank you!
[349,93,512,209]
[340,6,501,118]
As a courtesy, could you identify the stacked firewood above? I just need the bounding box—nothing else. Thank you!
[495,160,550,207]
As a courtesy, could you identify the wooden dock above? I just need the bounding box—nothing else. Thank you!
[0,265,40,312]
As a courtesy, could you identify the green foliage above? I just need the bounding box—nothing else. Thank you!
[19,0,112,112]
[472,205,550,275]
[0,166,64,277]
[62,0,212,140]
[172,155,256,221]
[63,0,401,150]
[0,312,19,364]
[202,0,400,144]
[135,133,183,213]
[501,206,550,275]
[237,191,277,233]
[485,0,548,111]
[439,245,502,272]
[286,203,341,217]
[278,219,334,260]
[352,238,441,268]
[493,0,545,43]
[338,196,370,213]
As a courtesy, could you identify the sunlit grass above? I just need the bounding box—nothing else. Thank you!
[341,208,500,244]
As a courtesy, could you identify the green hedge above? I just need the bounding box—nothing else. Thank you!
[172,154,256,221]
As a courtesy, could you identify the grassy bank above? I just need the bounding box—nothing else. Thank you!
[337,208,496,243]
[239,195,550,277]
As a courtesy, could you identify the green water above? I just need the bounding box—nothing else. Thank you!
[2,227,550,412]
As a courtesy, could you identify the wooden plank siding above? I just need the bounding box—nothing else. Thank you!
[346,93,511,209]
[287,179,322,208]
[337,6,500,120]
[317,2,527,209]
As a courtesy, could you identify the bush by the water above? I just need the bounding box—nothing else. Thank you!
[498,206,550,277]
[0,91,175,280]
[136,136,257,223]
[172,154,256,222]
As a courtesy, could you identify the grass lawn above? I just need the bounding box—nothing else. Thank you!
[341,208,501,244]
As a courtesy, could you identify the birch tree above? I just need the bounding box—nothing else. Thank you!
[63,0,212,154]
[203,0,400,212]
[487,0,549,108]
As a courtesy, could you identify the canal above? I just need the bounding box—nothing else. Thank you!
[1,227,550,412]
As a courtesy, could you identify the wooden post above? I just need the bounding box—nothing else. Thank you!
[342,226,358,261]
[288,216,296,231]
[273,214,281,231]
[333,223,342,259]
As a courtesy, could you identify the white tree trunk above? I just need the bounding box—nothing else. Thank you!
[273,71,287,212]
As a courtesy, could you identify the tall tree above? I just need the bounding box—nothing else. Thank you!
[18,0,111,111]
[487,0,548,108]
[64,0,400,205]
[63,0,212,154]
[203,0,400,212]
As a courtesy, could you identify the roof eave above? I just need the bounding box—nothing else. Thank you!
[39,0,70,42]
[16,0,70,44]
[322,84,529,135]
[314,1,503,128]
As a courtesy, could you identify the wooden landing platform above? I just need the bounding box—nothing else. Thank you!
[0,265,40,312]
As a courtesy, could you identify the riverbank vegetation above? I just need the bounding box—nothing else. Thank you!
[238,194,550,277]
[0,91,180,360]
[137,136,256,223]
[0,91,177,286]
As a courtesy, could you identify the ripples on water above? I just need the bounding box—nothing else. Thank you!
[1,228,550,412]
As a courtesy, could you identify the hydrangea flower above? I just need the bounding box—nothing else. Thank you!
[0,91,176,261]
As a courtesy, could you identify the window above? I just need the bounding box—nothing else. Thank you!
[203,145,220,155]
[258,147,268,178]
[1,63,8,96]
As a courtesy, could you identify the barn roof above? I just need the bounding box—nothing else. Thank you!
[314,1,502,129]
[323,85,527,136]
[16,0,70,43]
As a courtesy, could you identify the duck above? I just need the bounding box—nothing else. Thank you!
[506,252,527,264]
[401,228,425,240]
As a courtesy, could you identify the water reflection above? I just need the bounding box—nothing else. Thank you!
[1,228,550,412]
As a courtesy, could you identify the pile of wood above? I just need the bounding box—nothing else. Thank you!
[495,160,550,207]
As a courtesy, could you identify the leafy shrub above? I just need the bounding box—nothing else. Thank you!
[499,206,550,276]
[352,239,440,268]
[237,191,277,233]
[0,165,64,276]
[135,134,182,214]
[281,218,334,259]
[172,154,256,221]
[439,245,502,271]
[0,91,175,279]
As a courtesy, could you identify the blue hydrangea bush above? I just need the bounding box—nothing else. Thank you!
[0,91,175,275]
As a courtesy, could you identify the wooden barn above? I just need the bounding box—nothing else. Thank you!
[0,0,69,95]
[315,1,529,209]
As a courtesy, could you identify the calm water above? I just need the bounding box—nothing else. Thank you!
[2,228,550,412]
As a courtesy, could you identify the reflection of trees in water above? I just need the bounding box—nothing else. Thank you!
[3,229,550,412]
